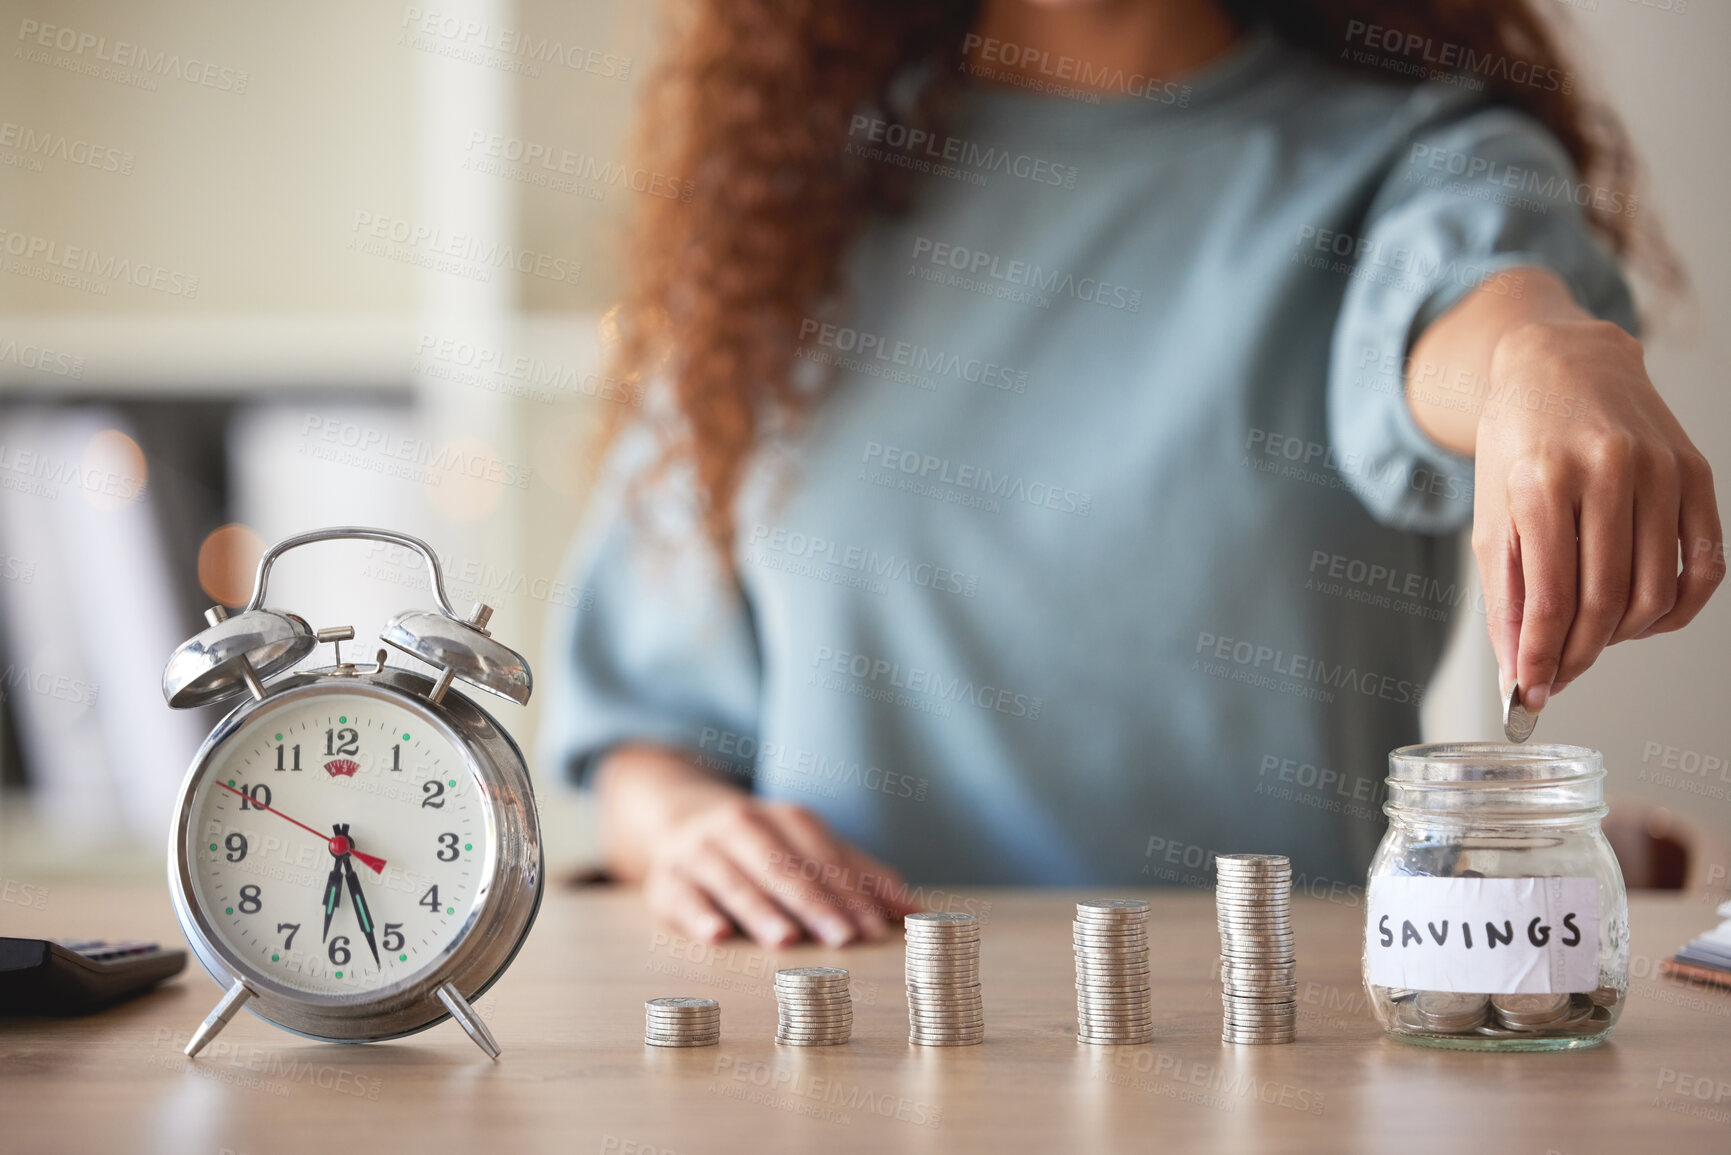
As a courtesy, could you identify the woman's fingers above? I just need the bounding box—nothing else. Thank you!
[1644,451,1725,636]
[758,804,888,938]
[712,809,859,946]
[681,842,801,946]
[646,867,732,943]
[1610,451,1681,644]
[1508,459,1579,712]
[1555,450,1635,687]
[1473,512,1523,698]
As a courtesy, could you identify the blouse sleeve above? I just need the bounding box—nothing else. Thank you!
[536,435,762,788]
[1327,99,1639,534]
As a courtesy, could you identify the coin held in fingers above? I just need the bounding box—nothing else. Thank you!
[1503,682,1536,743]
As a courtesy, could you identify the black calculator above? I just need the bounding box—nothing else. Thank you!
[0,938,186,1015]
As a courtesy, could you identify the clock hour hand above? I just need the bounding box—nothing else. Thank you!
[340,852,382,967]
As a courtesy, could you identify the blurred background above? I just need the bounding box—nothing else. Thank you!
[1,0,1727,900]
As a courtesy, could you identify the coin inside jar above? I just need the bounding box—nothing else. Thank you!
[1413,991,1491,1032]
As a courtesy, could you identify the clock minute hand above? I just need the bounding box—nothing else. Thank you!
[340,853,382,966]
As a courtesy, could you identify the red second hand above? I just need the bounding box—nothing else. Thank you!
[213,780,387,873]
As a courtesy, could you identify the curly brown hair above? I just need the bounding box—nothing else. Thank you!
[605,0,1664,561]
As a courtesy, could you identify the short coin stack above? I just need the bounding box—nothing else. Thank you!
[1411,991,1490,1033]
[774,967,853,1046]
[1215,854,1297,1044]
[1074,899,1153,1044]
[643,997,720,1047]
[1489,992,1572,1031]
[905,911,984,1046]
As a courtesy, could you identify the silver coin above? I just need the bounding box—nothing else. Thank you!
[1216,854,1292,869]
[1503,681,1537,743]
[1490,993,1569,1015]
[906,956,983,965]
[777,965,849,980]
[646,997,718,1010]
[1414,991,1490,1015]
[904,942,981,952]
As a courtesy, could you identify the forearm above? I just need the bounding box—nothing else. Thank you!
[594,743,747,882]
[1405,266,1599,456]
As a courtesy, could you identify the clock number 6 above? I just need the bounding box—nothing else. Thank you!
[437,833,461,862]
[329,936,350,966]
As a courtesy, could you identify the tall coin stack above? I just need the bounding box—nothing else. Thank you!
[1074,898,1154,1044]
[904,911,984,1046]
[774,967,853,1046]
[1215,854,1297,1044]
[643,997,721,1047]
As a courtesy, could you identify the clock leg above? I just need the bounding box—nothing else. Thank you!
[436,980,501,1061]
[185,980,254,1058]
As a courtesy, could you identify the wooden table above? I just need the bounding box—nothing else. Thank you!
[3,883,1728,1153]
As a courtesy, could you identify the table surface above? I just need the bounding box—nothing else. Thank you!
[2,883,1729,1154]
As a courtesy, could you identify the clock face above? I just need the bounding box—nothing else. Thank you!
[184,688,494,997]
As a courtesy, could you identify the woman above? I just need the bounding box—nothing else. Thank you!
[543,0,1722,947]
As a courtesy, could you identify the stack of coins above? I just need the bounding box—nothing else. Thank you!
[1490,993,1572,1031]
[1215,854,1297,1044]
[905,912,984,1046]
[774,967,853,1046]
[1411,991,1490,1033]
[1074,899,1153,1044]
[643,997,720,1047]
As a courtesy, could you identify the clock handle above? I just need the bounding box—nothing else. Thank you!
[244,527,461,619]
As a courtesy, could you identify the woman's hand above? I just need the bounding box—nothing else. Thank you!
[596,743,922,946]
[1471,317,1722,711]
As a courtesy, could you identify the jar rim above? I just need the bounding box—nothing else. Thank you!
[1388,742,1604,786]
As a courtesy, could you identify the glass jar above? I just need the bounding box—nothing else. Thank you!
[1362,743,1628,1051]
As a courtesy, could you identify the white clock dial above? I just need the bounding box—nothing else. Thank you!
[185,691,493,996]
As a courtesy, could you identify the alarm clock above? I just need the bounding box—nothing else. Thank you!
[161,527,542,1060]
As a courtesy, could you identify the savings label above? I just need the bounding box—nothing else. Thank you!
[1365,876,1599,994]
